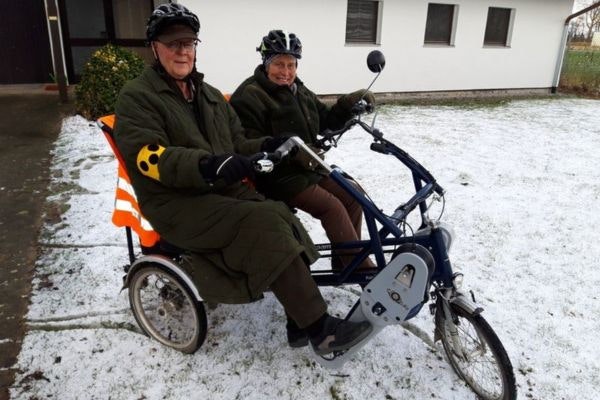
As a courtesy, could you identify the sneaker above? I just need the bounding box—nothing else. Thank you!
[309,315,372,355]
[286,318,308,348]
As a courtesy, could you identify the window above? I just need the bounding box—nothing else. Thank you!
[60,0,155,81]
[424,3,458,45]
[484,7,514,46]
[345,0,382,44]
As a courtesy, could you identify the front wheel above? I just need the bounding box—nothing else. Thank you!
[435,301,516,400]
[129,264,207,353]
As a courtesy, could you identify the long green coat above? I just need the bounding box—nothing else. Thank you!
[230,65,352,201]
[114,66,318,304]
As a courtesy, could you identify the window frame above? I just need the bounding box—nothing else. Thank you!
[423,3,459,47]
[483,7,515,47]
[58,0,155,82]
[345,0,383,45]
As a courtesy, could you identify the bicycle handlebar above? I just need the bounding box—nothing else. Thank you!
[316,116,445,197]
[253,113,445,196]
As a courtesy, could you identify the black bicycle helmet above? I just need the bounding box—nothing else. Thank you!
[257,30,302,60]
[146,3,200,42]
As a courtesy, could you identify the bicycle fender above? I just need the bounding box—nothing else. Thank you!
[450,292,484,316]
[122,254,203,302]
[360,252,430,327]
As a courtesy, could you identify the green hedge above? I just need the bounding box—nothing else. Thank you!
[75,44,145,120]
[560,48,600,96]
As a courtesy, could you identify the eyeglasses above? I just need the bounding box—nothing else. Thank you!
[159,39,200,52]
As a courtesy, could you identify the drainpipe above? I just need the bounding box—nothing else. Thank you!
[552,1,600,93]
[44,0,69,103]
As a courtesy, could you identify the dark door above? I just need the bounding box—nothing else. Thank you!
[0,0,53,84]
[58,0,154,82]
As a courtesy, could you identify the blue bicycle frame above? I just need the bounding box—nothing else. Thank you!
[303,120,455,292]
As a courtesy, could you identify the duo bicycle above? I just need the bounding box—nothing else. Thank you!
[100,50,517,400]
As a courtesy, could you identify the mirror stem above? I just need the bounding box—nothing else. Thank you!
[361,71,381,102]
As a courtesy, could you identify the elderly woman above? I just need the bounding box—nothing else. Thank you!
[113,3,371,355]
[230,29,377,348]
[230,30,376,272]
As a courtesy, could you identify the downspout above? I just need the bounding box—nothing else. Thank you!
[552,1,600,93]
[44,0,69,102]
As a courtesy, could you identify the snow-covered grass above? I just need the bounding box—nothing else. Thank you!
[8,98,600,399]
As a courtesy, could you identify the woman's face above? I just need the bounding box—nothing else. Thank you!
[266,54,297,86]
[154,39,197,80]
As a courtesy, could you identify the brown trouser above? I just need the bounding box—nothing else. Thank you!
[289,176,374,269]
[270,256,327,328]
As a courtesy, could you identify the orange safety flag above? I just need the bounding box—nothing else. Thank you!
[97,115,160,247]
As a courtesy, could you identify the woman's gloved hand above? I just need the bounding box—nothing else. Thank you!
[337,89,376,114]
[199,154,255,185]
[261,135,293,152]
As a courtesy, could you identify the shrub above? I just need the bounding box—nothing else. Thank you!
[560,48,600,97]
[75,44,145,120]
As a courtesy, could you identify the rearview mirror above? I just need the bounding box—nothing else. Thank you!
[367,50,385,73]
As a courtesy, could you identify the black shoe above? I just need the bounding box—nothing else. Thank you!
[286,318,309,348]
[309,315,372,355]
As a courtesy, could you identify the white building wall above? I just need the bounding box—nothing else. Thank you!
[187,0,573,95]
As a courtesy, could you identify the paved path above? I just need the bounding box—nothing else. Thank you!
[0,86,73,400]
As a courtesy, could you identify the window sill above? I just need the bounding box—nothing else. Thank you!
[345,42,381,47]
[483,44,511,48]
[423,43,455,48]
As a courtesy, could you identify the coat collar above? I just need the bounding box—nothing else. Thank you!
[143,66,221,104]
[252,65,304,95]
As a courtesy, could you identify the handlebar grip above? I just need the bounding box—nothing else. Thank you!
[321,129,334,140]
[370,142,387,154]
[351,102,366,115]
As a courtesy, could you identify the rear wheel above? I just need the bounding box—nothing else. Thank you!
[129,264,207,353]
[435,301,516,400]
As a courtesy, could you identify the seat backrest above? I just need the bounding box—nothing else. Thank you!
[97,115,160,248]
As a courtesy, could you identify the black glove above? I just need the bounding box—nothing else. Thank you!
[261,135,292,152]
[199,153,254,185]
[337,89,376,113]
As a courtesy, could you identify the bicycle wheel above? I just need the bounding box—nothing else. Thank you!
[129,264,207,353]
[435,302,516,400]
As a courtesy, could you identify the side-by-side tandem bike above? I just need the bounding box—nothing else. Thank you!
[99,51,516,400]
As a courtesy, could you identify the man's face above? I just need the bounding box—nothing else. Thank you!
[154,39,197,80]
[266,54,297,86]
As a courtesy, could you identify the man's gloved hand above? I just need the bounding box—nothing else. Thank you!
[337,89,376,114]
[261,135,292,152]
[199,153,255,185]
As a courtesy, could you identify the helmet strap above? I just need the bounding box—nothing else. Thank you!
[151,42,160,61]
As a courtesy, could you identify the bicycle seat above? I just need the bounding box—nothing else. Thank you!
[141,239,185,258]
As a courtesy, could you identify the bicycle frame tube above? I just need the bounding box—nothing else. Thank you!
[313,168,453,286]
[290,131,454,287]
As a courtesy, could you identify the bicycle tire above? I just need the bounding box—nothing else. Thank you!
[435,301,517,400]
[129,264,207,354]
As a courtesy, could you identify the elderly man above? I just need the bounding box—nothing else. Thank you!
[113,3,371,355]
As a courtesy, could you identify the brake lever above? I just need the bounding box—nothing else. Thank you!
[315,129,336,150]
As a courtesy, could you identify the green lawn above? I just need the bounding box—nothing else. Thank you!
[560,48,600,96]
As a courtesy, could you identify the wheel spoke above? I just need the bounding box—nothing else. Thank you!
[437,303,516,400]
[129,266,205,353]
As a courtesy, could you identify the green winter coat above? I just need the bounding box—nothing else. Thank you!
[114,66,319,304]
[230,65,352,201]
